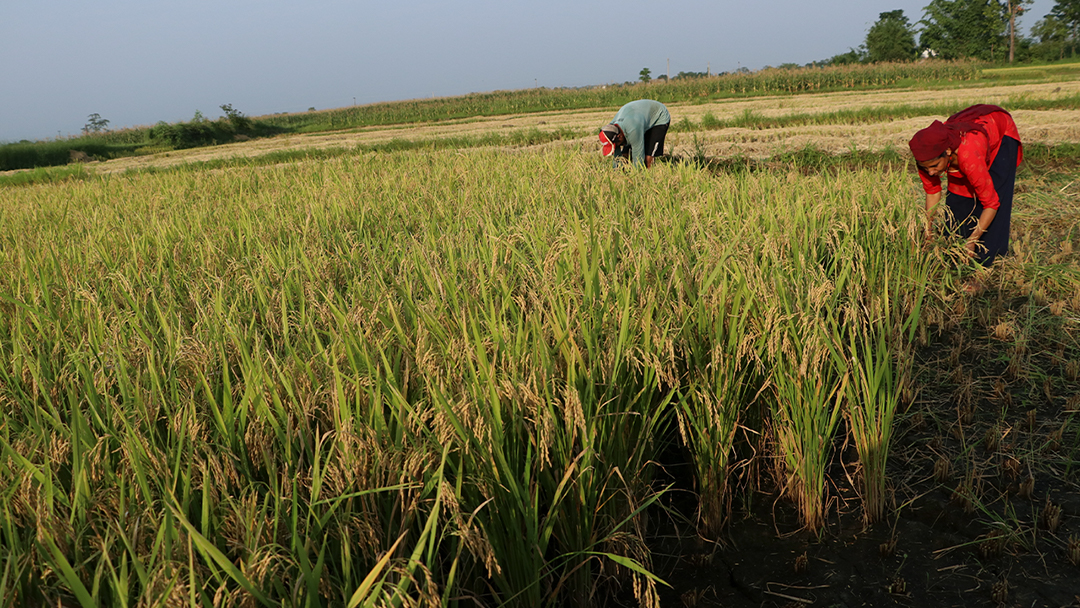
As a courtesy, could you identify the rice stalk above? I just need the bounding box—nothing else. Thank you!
[677,267,761,538]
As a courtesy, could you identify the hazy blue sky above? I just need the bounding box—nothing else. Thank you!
[1,0,1055,143]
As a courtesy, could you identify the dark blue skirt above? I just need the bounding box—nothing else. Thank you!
[944,135,1020,265]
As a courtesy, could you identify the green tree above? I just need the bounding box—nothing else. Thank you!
[866,10,918,62]
[1048,0,1080,55]
[1005,0,1034,62]
[219,104,252,131]
[638,67,652,83]
[1032,13,1071,58]
[82,113,110,134]
[828,47,867,65]
[919,0,1009,61]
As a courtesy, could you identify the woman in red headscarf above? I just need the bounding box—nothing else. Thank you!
[909,104,1022,266]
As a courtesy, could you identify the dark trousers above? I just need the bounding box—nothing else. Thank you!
[944,136,1020,265]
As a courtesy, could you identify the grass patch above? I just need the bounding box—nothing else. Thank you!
[686,95,1080,133]
[0,115,284,172]
[114,127,585,177]
[0,164,91,187]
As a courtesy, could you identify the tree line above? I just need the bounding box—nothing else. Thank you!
[831,0,1080,65]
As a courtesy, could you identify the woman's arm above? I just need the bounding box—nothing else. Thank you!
[966,207,998,257]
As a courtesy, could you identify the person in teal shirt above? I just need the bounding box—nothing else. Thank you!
[598,99,671,168]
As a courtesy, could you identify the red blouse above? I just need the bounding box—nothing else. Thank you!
[918,111,1022,210]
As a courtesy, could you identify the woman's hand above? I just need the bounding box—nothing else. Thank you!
[965,239,978,258]
[966,207,997,259]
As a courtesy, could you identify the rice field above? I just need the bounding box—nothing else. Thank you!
[66,77,1080,178]
[2,88,1079,606]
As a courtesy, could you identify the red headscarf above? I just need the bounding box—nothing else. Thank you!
[908,104,1005,162]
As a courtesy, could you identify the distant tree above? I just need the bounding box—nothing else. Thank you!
[219,104,252,131]
[1031,13,1071,58]
[828,47,867,65]
[865,10,918,62]
[1004,0,1034,62]
[83,113,110,135]
[638,67,652,83]
[919,0,1009,61]
[1048,0,1080,55]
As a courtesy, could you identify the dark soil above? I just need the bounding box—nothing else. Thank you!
[648,289,1080,608]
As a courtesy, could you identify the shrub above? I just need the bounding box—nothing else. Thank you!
[149,120,219,149]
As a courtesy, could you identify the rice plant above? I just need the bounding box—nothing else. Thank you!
[676,267,761,538]
[0,145,960,604]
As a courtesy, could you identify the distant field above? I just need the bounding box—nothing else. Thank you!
[13,78,1073,178]
[2,69,1079,607]
[981,61,1080,79]
[6,59,1080,175]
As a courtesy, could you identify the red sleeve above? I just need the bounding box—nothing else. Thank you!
[957,133,999,210]
[918,169,941,195]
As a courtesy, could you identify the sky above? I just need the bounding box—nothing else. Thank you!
[0,0,1057,143]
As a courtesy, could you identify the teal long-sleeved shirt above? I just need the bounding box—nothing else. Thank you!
[611,100,670,167]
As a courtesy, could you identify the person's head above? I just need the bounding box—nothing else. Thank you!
[909,120,960,171]
[917,150,954,177]
[599,124,625,156]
